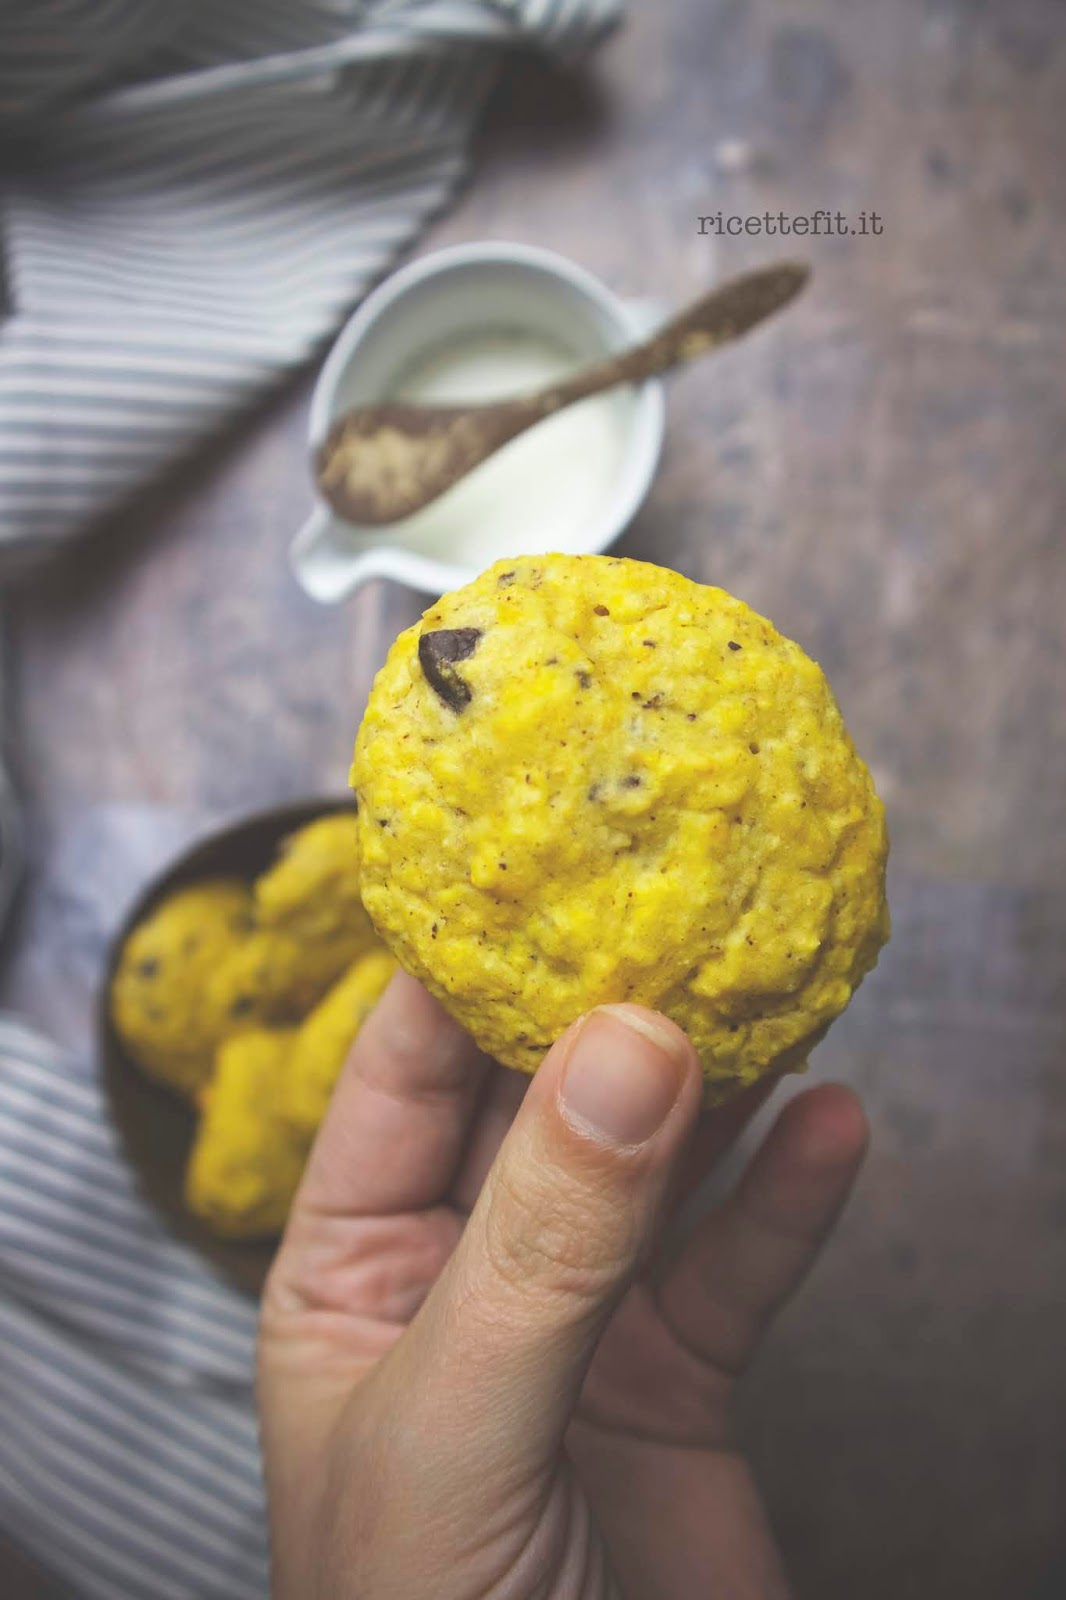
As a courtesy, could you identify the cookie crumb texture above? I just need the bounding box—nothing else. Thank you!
[253,811,376,951]
[110,880,253,1099]
[109,812,376,1102]
[185,1029,303,1239]
[283,948,397,1139]
[352,555,889,1104]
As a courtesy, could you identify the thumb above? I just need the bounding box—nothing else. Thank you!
[392,1006,703,1487]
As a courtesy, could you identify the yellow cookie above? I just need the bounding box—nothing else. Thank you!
[185,1029,305,1239]
[283,948,397,1140]
[352,554,889,1105]
[254,811,377,953]
[110,879,253,1099]
[206,925,365,1032]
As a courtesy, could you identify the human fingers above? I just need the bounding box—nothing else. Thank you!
[654,1084,868,1377]
[383,1006,705,1491]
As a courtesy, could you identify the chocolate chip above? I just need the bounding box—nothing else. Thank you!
[728,640,742,651]
[593,604,610,616]
[418,627,482,711]
[622,774,642,788]
[576,670,592,689]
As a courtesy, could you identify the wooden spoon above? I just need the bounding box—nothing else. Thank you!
[314,259,810,526]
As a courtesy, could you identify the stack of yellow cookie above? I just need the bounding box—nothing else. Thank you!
[113,555,890,1232]
[109,812,396,1238]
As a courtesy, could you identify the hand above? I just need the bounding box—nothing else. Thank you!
[258,973,868,1600]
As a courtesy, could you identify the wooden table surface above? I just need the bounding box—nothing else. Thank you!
[3,0,1065,1595]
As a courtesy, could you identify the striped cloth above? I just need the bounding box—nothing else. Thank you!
[0,1019,266,1599]
[0,0,619,572]
[0,612,21,938]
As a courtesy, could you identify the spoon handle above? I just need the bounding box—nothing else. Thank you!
[526,260,810,417]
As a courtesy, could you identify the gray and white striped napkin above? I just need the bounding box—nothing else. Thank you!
[0,0,619,572]
[0,1020,266,1600]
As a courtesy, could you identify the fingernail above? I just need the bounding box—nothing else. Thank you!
[559,1007,688,1146]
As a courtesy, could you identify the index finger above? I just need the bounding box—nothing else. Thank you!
[671,1076,779,1210]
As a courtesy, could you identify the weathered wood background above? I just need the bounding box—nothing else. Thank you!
[3,0,1065,1594]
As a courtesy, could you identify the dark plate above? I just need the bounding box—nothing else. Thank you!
[98,798,356,1299]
